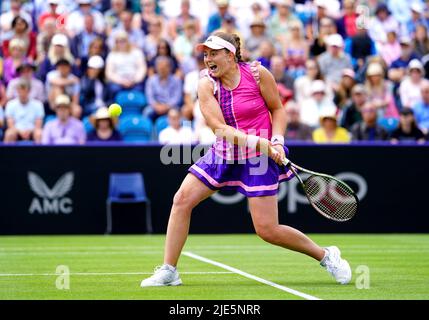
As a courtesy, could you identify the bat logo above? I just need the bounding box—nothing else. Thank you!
[28,172,74,199]
[28,172,74,214]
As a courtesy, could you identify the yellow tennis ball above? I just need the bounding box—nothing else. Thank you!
[108,103,122,117]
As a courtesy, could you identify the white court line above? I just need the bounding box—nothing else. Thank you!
[0,271,233,277]
[183,251,321,301]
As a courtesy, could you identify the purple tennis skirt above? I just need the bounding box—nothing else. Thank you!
[188,147,294,197]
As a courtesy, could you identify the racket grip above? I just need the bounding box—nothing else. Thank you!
[269,146,290,166]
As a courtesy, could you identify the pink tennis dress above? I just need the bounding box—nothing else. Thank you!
[189,62,293,197]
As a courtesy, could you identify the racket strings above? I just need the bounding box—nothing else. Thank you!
[304,175,357,221]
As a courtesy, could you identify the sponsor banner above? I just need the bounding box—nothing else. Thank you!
[0,145,428,234]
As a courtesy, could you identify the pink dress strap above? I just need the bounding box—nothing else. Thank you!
[249,60,261,84]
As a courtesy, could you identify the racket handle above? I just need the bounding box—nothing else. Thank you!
[269,146,290,166]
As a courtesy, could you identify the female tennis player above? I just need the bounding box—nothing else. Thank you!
[141,32,351,287]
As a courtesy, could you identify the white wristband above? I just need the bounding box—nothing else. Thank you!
[246,134,259,150]
[271,135,284,146]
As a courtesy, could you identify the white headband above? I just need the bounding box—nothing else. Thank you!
[196,35,237,55]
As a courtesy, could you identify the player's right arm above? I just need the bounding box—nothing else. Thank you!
[197,77,272,155]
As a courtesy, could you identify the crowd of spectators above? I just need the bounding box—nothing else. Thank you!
[1,0,429,145]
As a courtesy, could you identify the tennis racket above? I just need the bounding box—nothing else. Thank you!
[276,152,359,222]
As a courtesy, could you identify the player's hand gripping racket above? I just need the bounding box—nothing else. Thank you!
[272,148,359,221]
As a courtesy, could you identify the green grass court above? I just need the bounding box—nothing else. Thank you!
[1,234,428,300]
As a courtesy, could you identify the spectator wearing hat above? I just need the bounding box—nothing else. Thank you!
[37,0,62,31]
[159,108,195,145]
[2,16,37,61]
[6,63,45,103]
[4,79,44,143]
[284,100,313,141]
[334,68,356,109]
[268,0,301,46]
[145,56,183,122]
[227,0,270,40]
[350,101,389,141]
[71,13,106,68]
[46,59,82,118]
[105,30,147,103]
[206,0,233,35]
[317,33,353,87]
[80,56,108,117]
[403,2,429,38]
[340,84,367,130]
[245,17,270,61]
[312,107,351,143]
[365,62,399,119]
[42,94,86,145]
[399,59,428,109]
[65,0,106,38]
[37,33,76,83]
[413,81,429,134]
[368,3,400,49]
[390,107,426,143]
[300,79,337,128]
[87,107,122,142]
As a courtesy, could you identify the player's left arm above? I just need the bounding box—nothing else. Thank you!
[258,65,287,157]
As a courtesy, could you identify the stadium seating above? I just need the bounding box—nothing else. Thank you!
[377,117,399,133]
[153,115,169,140]
[115,90,147,115]
[44,115,57,125]
[106,172,152,234]
[82,116,93,133]
[118,114,153,142]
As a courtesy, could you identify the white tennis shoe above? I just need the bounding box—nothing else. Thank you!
[320,246,352,284]
[140,264,182,287]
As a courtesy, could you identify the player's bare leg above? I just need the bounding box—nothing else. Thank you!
[164,174,215,266]
[248,195,352,284]
[141,174,214,287]
[248,195,325,260]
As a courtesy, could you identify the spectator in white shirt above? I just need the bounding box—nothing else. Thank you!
[300,80,337,128]
[159,108,195,145]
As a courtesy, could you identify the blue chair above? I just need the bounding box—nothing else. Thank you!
[154,115,169,139]
[115,90,146,115]
[82,116,93,133]
[106,173,152,234]
[118,114,153,142]
[378,117,399,133]
[44,115,57,125]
